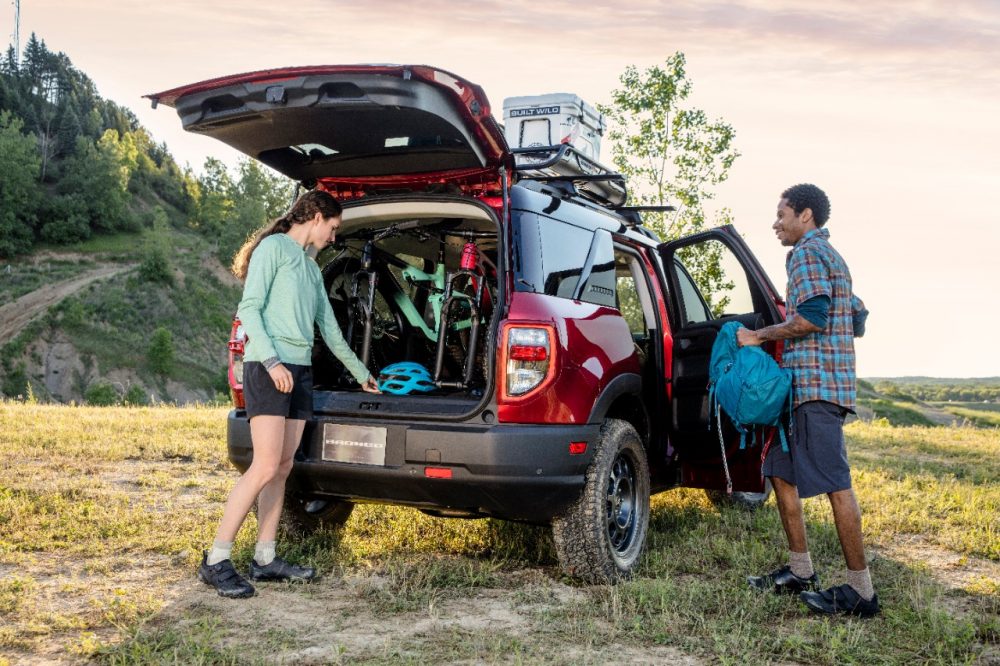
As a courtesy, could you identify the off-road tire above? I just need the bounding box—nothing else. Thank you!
[277,491,355,538]
[705,478,773,511]
[551,419,650,583]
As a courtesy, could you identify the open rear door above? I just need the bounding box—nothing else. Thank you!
[658,225,785,492]
[146,65,510,187]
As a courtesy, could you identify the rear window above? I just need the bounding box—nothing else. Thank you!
[513,213,616,307]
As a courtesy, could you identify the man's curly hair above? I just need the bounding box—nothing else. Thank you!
[782,183,831,226]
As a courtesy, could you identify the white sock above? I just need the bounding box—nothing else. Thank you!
[788,550,814,578]
[254,541,276,566]
[206,540,233,566]
[847,567,875,601]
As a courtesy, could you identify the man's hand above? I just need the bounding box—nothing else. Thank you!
[740,315,820,346]
[268,364,293,393]
[737,327,762,347]
[360,376,382,393]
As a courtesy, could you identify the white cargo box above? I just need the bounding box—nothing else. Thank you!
[503,93,606,160]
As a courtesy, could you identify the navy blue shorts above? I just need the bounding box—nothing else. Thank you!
[763,400,852,499]
[243,361,313,421]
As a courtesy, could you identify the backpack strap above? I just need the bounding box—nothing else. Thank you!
[715,400,733,496]
[707,383,716,432]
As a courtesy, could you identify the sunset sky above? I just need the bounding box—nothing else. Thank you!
[6,1,999,377]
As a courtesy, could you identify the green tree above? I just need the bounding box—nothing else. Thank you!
[601,52,739,309]
[84,380,119,406]
[148,327,175,376]
[55,133,136,236]
[0,111,41,256]
[138,208,175,285]
[122,384,149,406]
[190,157,293,265]
[190,157,235,237]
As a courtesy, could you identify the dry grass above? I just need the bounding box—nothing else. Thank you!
[0,402,997,664]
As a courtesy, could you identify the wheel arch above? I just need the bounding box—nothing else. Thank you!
[588,373,649,446]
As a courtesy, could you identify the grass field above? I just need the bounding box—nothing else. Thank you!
[0,401,997,664]
[935,403,1000,428]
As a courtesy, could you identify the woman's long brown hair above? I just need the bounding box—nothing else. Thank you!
[231,190,343,281]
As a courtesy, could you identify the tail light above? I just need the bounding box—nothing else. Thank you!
[501,325,556,399]
[227,319,246,409]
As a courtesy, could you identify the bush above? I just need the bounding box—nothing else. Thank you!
[84,381,119,406]
[147,327,174,376]
[1,364,29,398]
[138,243,174,285]
[122,384,149,406]
[37,194,92,245]
[56,298,87,329]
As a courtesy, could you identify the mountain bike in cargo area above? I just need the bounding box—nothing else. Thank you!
[149,65,785,582]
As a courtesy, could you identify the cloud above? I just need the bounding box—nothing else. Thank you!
[279,0,1000,90]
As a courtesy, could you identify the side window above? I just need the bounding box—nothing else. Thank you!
[675,239,756,319]
[538,218,593,299]
[514,212,616,307]
[579,230,616,308]
[674,258,712,325]
[615,250,655,336]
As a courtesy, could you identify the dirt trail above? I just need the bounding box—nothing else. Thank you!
[0,264,135,343]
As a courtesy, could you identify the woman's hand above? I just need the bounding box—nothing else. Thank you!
[268,364,294,393]
[360,376,382,393]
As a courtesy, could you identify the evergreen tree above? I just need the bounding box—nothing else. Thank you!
[0,111,41,256]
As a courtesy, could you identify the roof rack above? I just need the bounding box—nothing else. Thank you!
[512,144,628,208]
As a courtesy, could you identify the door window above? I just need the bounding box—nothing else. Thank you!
[674,239,756,320]
[616,252,654,335]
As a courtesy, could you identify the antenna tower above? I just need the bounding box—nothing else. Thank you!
[12,0,19,65]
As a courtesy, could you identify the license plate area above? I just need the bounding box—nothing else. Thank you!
[322,423,387,466]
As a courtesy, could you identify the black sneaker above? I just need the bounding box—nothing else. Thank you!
[248,556,316,582]
[747,565,820,595]
[800,584,880,618]
[198,552,256,599]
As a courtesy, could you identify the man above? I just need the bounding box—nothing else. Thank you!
[737,183,877,618]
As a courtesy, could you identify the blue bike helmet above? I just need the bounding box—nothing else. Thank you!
[378,362,436,395]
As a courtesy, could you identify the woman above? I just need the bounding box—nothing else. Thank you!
[198,190,379,599]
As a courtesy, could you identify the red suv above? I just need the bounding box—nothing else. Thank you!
[149,65,785,582]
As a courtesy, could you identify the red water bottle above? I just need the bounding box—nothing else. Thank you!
[460,241,478,271]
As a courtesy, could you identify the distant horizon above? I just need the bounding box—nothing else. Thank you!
[862,376,1000,382]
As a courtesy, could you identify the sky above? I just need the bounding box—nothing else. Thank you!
[6,0,1000,377]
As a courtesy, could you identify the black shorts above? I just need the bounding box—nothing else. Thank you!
[762,400,852,499]
[243,361,313,421]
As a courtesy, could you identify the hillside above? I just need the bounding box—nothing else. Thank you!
[0,36,294,404]
[1,227,243,404]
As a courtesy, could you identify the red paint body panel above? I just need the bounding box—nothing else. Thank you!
[497,292,641,424]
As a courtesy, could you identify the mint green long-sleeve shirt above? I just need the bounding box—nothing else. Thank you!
[237,233,371,383]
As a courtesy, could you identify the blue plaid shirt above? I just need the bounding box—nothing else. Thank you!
[784,228,866,410]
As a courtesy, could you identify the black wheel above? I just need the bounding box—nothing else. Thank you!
[321,257,404,375]
[551,419,650,583]
[278,491,355,538]
[705,478,773,511]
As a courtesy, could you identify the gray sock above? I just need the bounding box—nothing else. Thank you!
[254,541,276,566]
[788,550,814,579]
[846,567,875,601]
[206,540,233,566]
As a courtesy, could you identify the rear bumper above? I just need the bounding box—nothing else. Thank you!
[226,410,599,522]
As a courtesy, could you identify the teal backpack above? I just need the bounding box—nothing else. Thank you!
[708,321,792,492]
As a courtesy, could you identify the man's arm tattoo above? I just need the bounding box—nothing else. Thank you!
[754,314,822,342]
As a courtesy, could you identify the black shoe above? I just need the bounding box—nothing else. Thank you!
[747,565,820,595]
[198,552,255,599]
[248,556,316,582]
[800,584,880,618]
